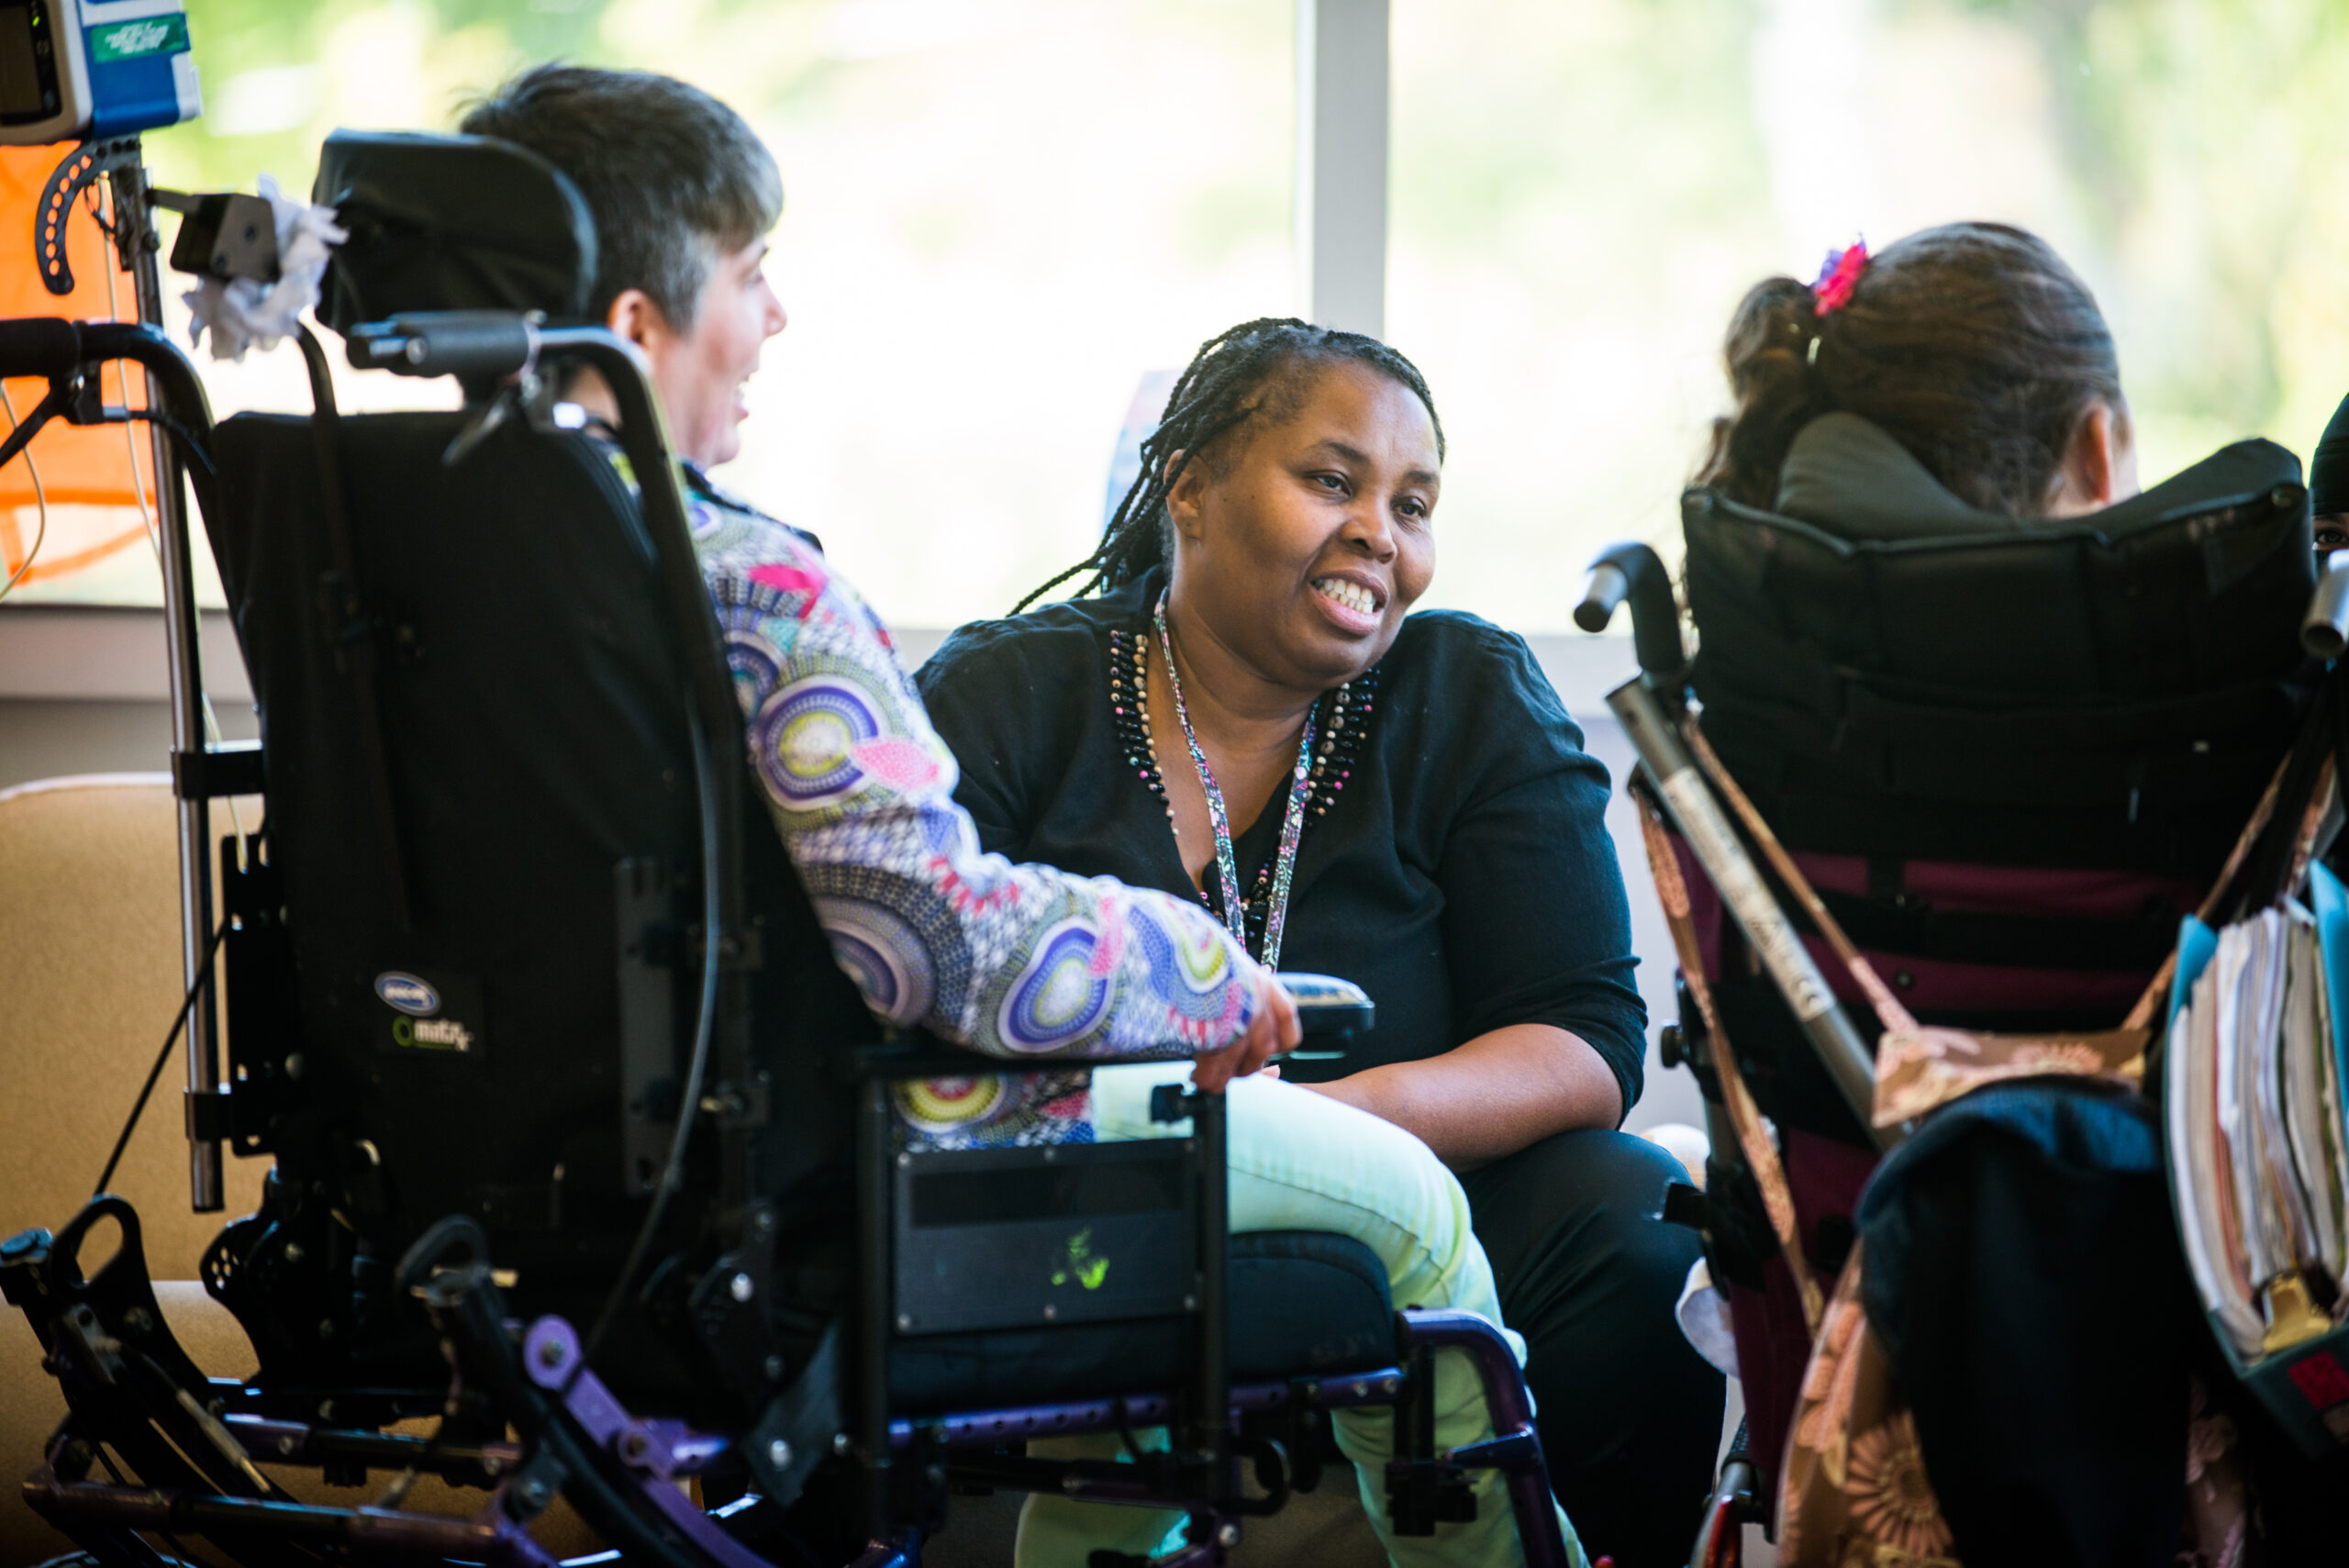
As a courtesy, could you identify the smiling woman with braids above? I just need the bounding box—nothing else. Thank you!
[918,318,1725,1566]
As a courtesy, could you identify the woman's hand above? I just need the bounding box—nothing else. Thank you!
[1190,965,1301,1093]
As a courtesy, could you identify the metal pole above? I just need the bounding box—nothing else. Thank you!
[107,150,223,1211]
[1608,676,1895,1150]
[857,1075,895,1537]
[1192,1088,1231,1505]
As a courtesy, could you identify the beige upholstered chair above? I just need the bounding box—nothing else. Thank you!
[0,774,267,1563]
[0,775,269,1266]
[0,774,609,1566]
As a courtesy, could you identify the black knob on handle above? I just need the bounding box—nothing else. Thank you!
[1575,541,1687,681]
[0,317,83,379]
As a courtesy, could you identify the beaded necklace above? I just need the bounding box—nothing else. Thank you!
[1108,622,1377,960]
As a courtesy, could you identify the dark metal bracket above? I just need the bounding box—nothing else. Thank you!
[173,740,264,800]
[36,137,144,295]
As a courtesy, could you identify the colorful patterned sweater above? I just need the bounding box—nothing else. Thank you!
[679,469,1256,1146]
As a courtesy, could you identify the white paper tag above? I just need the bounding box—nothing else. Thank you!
[183,172,348,363]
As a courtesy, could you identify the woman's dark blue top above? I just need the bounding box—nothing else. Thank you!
[915,570,1648,1115]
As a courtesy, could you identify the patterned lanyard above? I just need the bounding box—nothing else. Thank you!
[1153,591,1318,970]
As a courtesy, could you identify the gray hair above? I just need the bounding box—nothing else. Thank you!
[460,65,783,329]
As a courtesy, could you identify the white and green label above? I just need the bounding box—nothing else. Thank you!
[89,14,189,62]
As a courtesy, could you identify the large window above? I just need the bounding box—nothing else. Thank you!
[7,0,2347,628]
[1389,0,2349,630]
[10,0,1295,618]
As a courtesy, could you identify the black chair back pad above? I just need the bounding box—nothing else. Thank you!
[208,411,872,1307]
[1684,439,2318,873]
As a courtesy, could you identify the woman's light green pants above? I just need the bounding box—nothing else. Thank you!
[1012,1063,1586,1568]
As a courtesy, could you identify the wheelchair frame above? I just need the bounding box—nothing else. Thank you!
[2,156,1576,1565]
[1579,531,2349,1568]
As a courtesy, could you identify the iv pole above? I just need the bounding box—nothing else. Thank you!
[61,137,226,1212]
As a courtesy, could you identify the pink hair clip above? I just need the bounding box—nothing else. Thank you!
[1810,240,1868,316]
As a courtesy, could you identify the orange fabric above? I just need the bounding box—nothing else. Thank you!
[0,141,156,584]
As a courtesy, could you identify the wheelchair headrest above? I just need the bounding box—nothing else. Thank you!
[1682,424,2312,701]
[1764,412,2299,545]
[310,130,599,339]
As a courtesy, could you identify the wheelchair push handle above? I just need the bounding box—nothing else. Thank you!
[349,310,543,381]
[0,316,88,379]
[1574,541,1687,681]
[0,317,213,419]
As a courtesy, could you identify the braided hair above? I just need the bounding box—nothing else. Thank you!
[1014,317,1444,613]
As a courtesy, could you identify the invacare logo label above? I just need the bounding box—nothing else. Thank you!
[373,968,484,1057]
[375,972,440,1016]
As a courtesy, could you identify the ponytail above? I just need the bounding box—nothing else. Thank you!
[1697,223,2125,517]
[1698,275,1830,509]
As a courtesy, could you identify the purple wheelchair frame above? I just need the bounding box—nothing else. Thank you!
[6,1193,1570,1568]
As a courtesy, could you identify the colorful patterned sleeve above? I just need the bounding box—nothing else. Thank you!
[692,506,1258,1068]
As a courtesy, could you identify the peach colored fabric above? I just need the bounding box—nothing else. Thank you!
[0,776,266,1562]
[0,775,266,1270]
[0,775,606,1563]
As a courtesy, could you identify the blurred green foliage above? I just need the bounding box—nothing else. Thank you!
[89,0,2349,627]
[1957,0,2349,445]
[161,0,608,186]
[153,0,844,193]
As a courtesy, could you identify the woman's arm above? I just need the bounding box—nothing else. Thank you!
[697,521,1288,1071]
[1310,620,1647,1162]
[1300,1024,1622,1170]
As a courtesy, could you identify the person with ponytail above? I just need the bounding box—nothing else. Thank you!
[918,318,1724,1567]
[1686,225,2349,1560]
[1699,222,2139,531]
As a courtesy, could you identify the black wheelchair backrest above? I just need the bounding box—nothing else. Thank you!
[206,136,875,1310]
[1684,437,2317,871]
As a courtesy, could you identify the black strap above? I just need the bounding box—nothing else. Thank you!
[1703,689,2299,814]
[2228,677,2338,923]
[1699,688,2291,873]
[295,323,413,929]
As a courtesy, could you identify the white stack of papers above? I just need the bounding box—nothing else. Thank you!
[2166,905,2349,1361]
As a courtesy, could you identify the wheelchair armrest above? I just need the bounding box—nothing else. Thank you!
[1284,972,1372,1042]
[847,975,1370,1081]
[852,1037,1031,1081]
[848,1034,1198,1081]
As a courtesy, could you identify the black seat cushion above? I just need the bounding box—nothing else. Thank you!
[890,1230,1394,1415]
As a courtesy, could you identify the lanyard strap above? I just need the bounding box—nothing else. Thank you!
[1154,591,1317,970]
